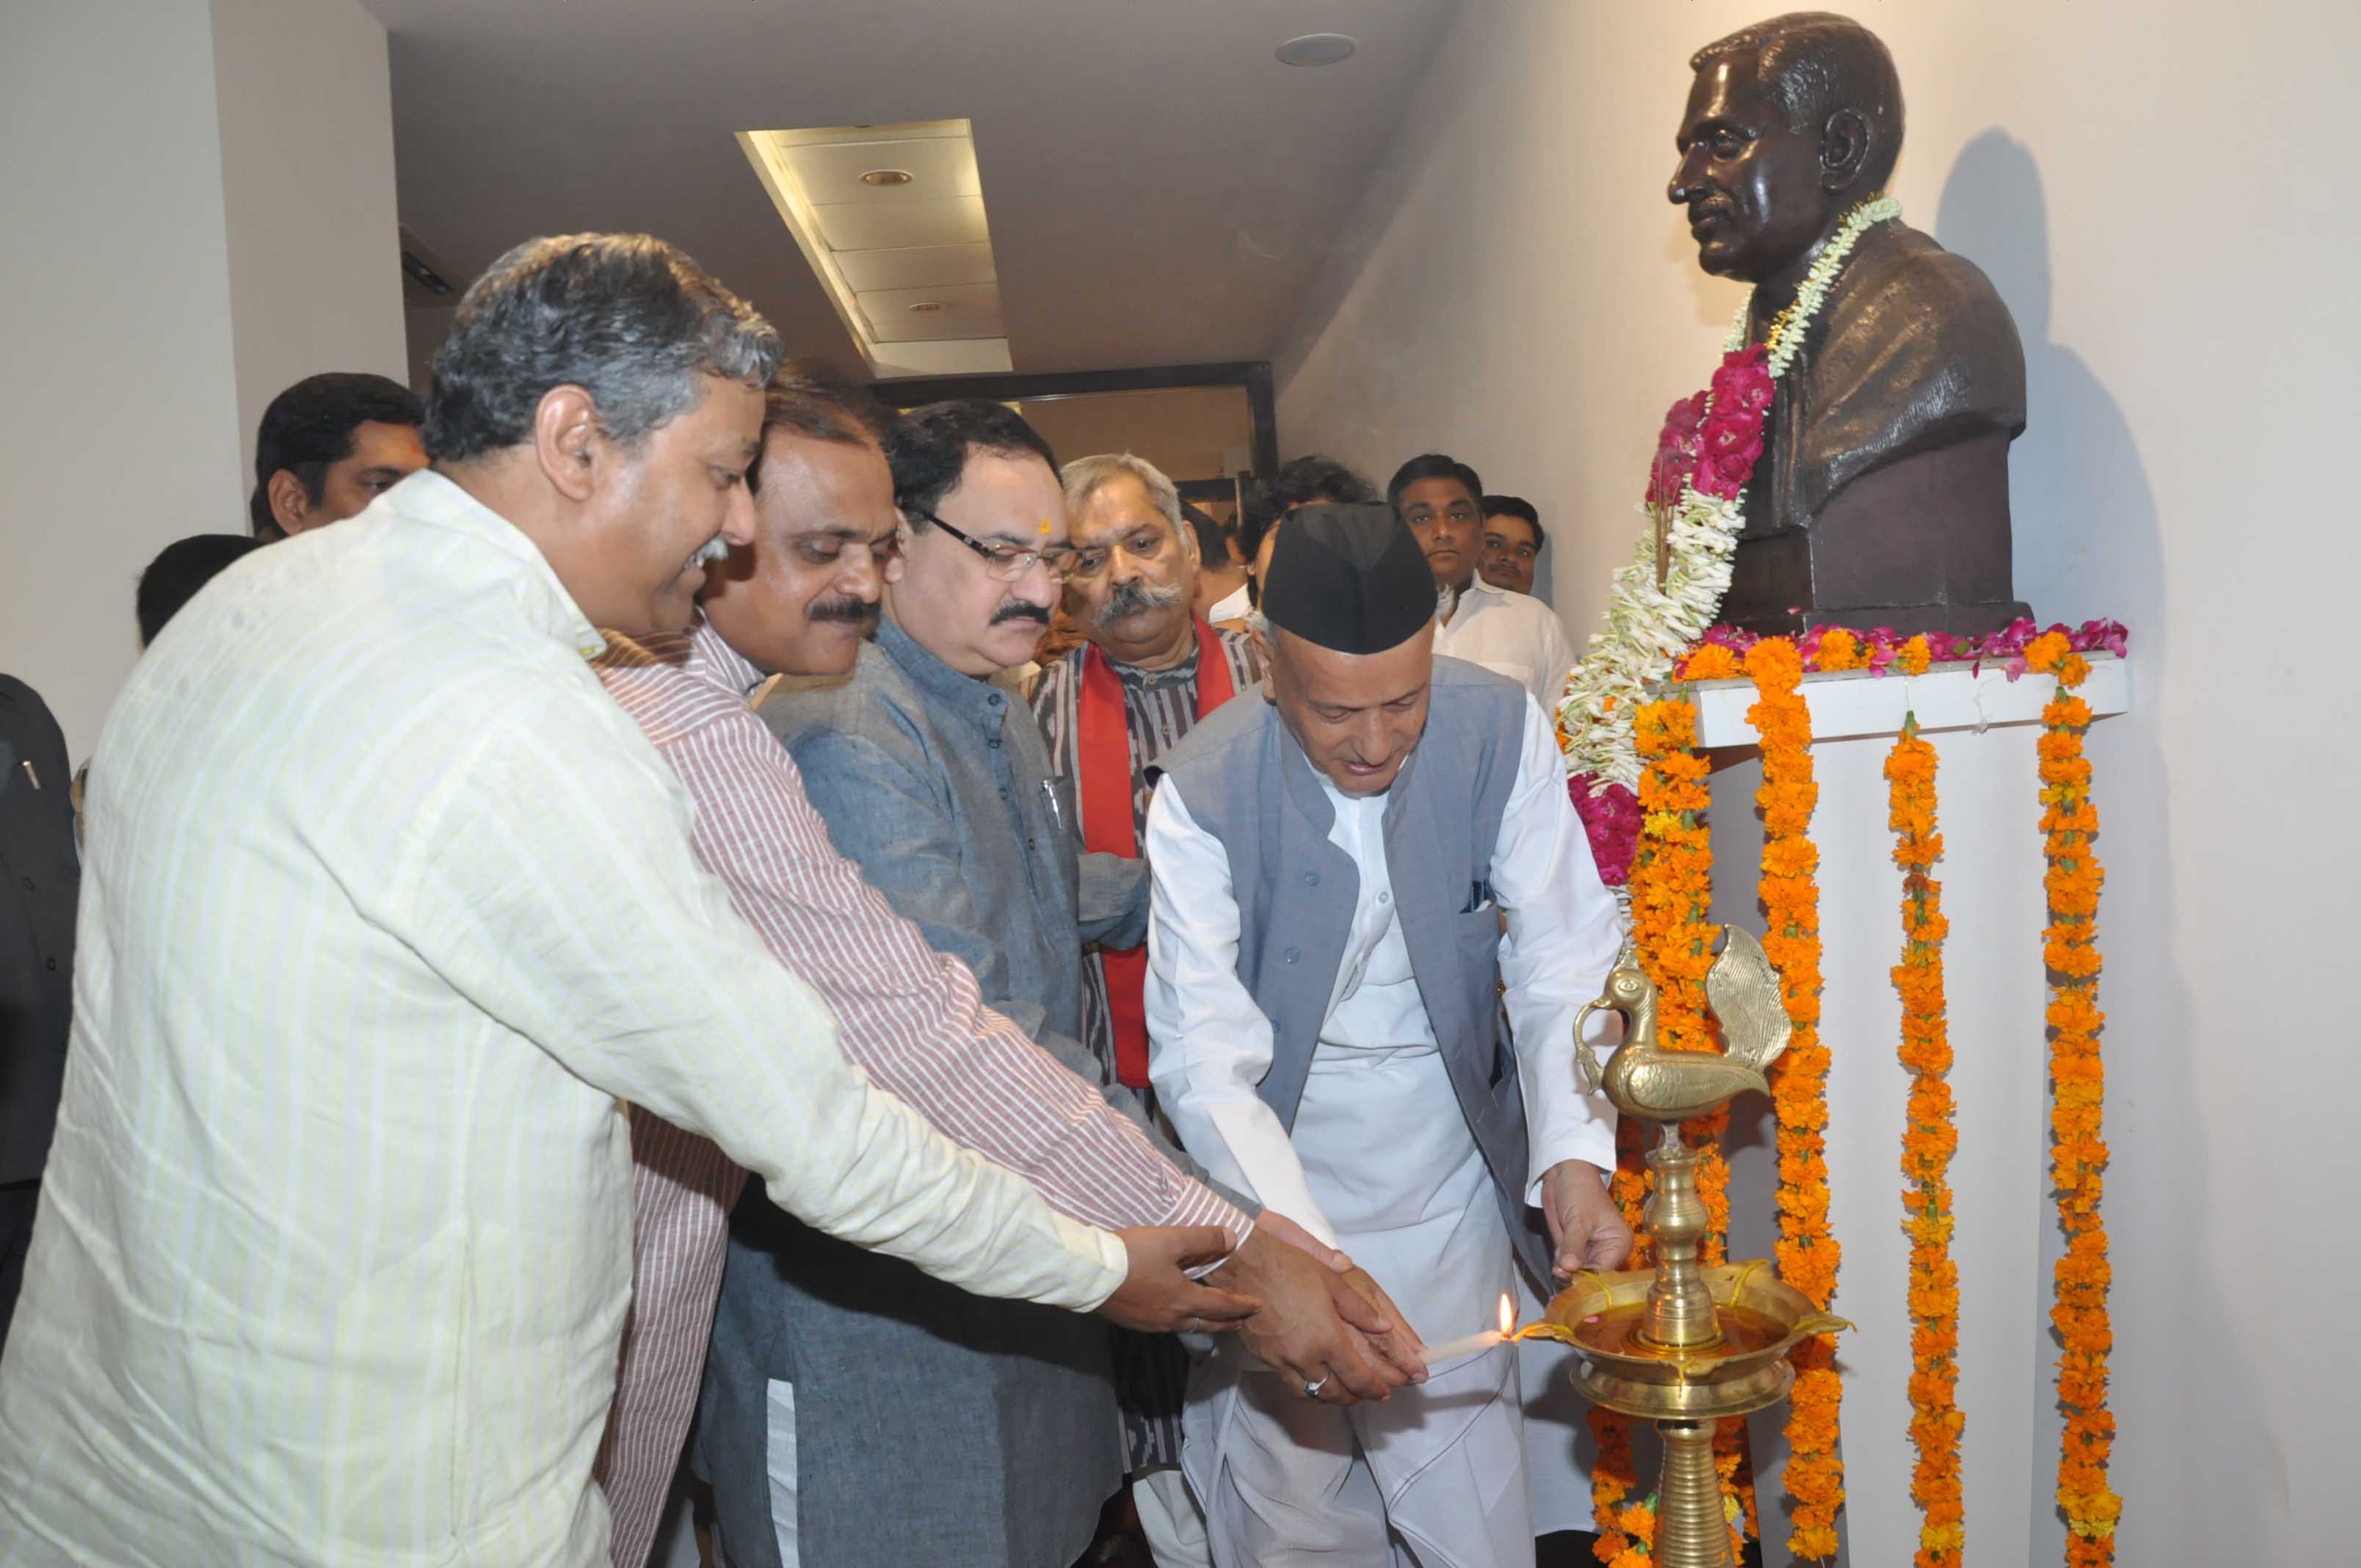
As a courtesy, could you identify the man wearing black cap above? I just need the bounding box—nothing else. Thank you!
[1142,504,1628,1565]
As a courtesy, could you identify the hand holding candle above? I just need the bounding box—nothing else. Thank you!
[1424,1293,1521,1367]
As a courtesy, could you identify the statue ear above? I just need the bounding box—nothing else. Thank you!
[1819,107,1874,192]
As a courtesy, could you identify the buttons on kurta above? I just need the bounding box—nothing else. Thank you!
[1302,871,1319,887]
[1283,947,1300,963]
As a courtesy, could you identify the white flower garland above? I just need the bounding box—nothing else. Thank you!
[1557,195,1901,790]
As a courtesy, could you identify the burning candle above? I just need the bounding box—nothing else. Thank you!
[1422,1292,1517,1367]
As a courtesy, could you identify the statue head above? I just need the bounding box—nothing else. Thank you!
[1669,12,1904,288]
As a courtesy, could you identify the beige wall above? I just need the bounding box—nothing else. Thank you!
[212,0,409,484]
[1018,385,1256,488]
[0,0,404,760]
[1277,1,2357,1560]
[1,1,247,762]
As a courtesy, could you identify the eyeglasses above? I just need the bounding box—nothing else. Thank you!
[901,503,1081,582]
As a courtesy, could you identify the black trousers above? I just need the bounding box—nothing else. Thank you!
[0,1179,37,1357]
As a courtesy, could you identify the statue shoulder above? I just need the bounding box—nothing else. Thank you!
[1857,222,2017,326]
[1799,219,2027,459]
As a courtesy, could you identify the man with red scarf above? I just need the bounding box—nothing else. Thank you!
[1030,451,1266,1562]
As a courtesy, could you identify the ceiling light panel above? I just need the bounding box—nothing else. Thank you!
[860,281,1003,342]
[739,117,1011,374]
[810,196,990,253]
[834,242,995,293]
[787,137,982,203]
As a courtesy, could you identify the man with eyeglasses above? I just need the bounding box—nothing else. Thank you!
[723,400,1419,1568]
[1388,454,1573,710]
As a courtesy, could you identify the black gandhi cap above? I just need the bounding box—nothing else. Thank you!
[1260,502,1437,655]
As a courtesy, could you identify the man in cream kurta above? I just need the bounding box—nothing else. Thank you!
[1143,506,1627,1566]
[0,234,1240,1568]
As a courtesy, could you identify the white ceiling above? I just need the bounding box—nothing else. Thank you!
[368,0,1464,379]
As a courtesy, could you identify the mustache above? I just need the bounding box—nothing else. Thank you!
[1095,576,1187,623]
[990,602,1051,628]
[808,595,880,631]
[686,534,730,570]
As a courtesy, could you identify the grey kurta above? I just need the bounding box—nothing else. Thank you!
[694,615,1154,1568]
[1029,626,1266,1470]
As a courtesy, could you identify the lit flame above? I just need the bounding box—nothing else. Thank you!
[1498,1293,1515,1337]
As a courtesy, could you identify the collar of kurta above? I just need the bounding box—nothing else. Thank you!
[395,469,607,661]
[1443,573,1509,623]
[875,613,1016,733]
[686,615,767,696]
[1101,637,1200,692]
[592,614,768,701]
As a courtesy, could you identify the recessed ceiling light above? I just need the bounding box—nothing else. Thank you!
[906,301,946,313]
[860,168,915,187]
[1274,33,1355,67]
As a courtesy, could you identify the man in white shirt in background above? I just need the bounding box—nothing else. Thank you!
[0,231,1248,1568]
[1144,504,1628,1566]
[1388,454,1574,711]
[1186,501,1255,625]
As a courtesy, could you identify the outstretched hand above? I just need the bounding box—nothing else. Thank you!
[1099,1225,1262,1334]
[1541,1159,1633,1280]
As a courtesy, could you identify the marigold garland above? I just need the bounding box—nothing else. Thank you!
[1587,692,1747,1567]
[1745,637,1843,1562]
[1887,715,1965,1565]
[2028,631,2119,1562]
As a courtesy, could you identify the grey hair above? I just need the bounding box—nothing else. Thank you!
[423,233,781,463]
[1061,451,1183,531]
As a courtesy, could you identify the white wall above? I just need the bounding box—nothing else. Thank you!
[211,0,409,484]
[0,0,403,761]
[1276,1,2359,1561]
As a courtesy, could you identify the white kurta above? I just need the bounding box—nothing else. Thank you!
[1433,577,1575,711]
[0,472,1124,1568]
[1145,695,1622,1562]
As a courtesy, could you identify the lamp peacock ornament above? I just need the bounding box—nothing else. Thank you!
[1522,925,1848,1568]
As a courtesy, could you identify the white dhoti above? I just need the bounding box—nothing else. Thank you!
[1186,1339,1531,1567]
[1147,729,1625,1567]
[1185,955,1537,1568]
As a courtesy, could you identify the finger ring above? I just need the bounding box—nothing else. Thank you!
[1304,1372,1330,1397]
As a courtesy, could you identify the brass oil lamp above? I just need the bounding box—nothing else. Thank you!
[1521,927,1849,1568]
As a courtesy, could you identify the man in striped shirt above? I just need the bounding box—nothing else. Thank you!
[592,382,1421,1568]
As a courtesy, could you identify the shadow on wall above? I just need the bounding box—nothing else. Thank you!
[1937,130,2261,1561]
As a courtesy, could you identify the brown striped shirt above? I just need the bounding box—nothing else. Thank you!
[590,620,1247,1568]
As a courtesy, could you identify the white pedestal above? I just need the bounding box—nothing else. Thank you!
[1691,658,2128,1567]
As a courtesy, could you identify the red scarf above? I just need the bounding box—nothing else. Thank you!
[1076,616,1234,1087]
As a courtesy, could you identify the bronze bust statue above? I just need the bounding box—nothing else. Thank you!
[1672,12,2031,638]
